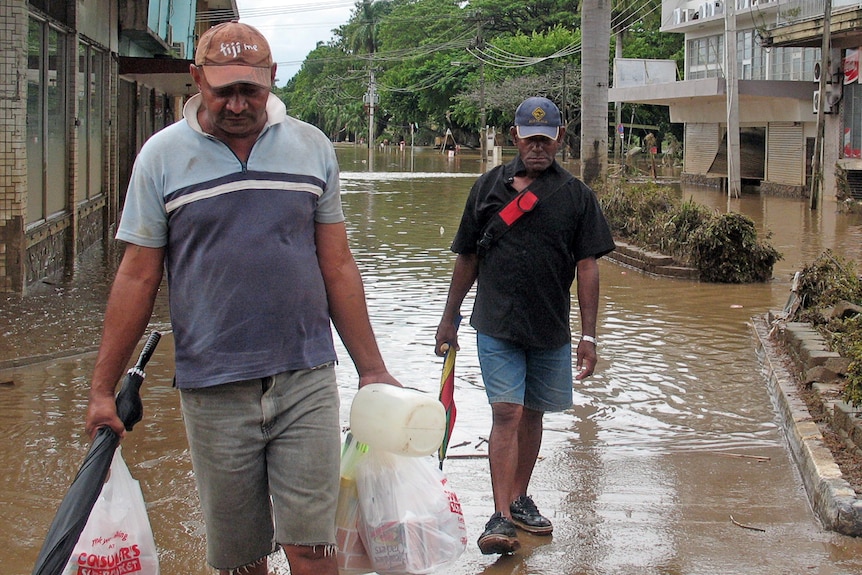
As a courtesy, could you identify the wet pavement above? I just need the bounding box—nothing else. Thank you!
[5,146,862,574]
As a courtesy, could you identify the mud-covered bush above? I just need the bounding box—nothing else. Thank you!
[794,251,862,322]
[789,252,862,407]
[599,183,781,283]
[844,341,862,409]
[660,198,714,258]
[690,213,782,283]
[600,182,677,243]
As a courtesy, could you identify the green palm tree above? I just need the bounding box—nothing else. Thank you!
[346,0,392,56]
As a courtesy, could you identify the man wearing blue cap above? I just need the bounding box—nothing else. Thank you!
[435,97,615,555]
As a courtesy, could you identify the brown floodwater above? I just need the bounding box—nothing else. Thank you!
[4,145,862,574]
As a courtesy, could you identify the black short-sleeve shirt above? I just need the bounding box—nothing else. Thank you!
[451,156,615,348]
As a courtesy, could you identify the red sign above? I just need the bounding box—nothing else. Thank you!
[844,48,859,85]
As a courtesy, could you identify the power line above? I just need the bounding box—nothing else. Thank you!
[356,29,474,63]
[464,0,662,70]
[261,0,664,84]
[468,41,582,68]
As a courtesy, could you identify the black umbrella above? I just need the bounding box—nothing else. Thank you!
[31,331,162,575]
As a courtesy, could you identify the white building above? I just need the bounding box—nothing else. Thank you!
[766,0,862,201]
[608,0,860,200]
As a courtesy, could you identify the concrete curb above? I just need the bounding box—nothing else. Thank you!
[752,314,862,535]
[606,241,699,279]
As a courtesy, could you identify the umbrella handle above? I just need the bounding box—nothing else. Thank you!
[135,331,161,371]
[116,331,162,431]
[439,315,463,355]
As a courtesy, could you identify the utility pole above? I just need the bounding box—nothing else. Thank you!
[614,33,623,164]
[480,58,486,164]
[724,0,741,200]
[580,0,611,186]
[473,14,487,164]
[811,0,832,210]
[563,64,568,161]
[364,64,377,152]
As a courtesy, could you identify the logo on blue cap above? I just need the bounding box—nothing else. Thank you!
[514,97,562,140]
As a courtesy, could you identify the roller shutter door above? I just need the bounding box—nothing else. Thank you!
[684,123,720,174]
[767,122,804,186]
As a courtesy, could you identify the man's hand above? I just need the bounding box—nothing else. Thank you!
[575,339,597,380]
[358,370,402,389]
[435,321,460,357]
[85,389,125,439]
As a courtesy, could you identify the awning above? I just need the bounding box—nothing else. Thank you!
[118,56,199,97]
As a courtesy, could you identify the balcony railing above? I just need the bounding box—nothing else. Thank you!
[777,0,862,25]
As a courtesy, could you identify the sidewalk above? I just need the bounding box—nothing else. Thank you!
[753,314,862,535]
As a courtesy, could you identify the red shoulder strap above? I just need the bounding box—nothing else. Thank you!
[477,189,540,254]
[498,190,539,225]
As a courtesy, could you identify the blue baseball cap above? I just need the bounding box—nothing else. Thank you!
[514,97,562,139]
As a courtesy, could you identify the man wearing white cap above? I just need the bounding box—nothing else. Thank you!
[435,96,615,555]
[85,21,399,575]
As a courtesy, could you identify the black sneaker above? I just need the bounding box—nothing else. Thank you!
[477,512,521,555]
[510,495,553,535]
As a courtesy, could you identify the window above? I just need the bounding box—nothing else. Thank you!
[791,50,803,81]
[687,35,724,80]
[687,30,820,82]
[739,30,753,80]
[26,19,44,223]
[77,43,105,200]
[843,82,862,159]
[770,46,820,81]
[46,27,67,214]
[26,17,69,225]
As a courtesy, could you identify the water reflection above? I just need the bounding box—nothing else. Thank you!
[338,143,486,175]
[5,147,862,574]
[596,274,779,452]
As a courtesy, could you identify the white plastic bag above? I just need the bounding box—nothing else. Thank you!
[64,447,160,575]
[356,449,467,575]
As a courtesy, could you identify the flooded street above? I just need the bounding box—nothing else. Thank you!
[5,145,862,574]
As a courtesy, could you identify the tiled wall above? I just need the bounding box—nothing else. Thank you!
[0,1,27,292]
[1,2,117,292]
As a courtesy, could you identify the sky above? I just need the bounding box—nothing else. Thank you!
[235,0,357,85]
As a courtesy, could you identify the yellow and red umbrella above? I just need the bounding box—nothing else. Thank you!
[437,316,461,470]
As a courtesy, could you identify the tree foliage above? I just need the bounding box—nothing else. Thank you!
[279,0,681,147]
[278,44,366,141]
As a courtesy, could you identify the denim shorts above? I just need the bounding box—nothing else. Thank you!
[477,333,573,412]
[179,364,340,570]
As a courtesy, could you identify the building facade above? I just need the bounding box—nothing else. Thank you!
[0,0,235,293]
[609,0,840,199]
[765,0,862,201]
